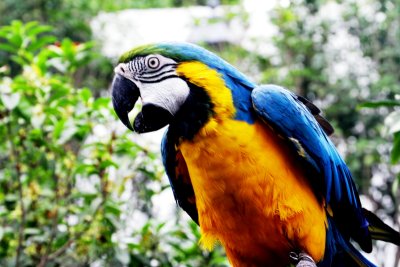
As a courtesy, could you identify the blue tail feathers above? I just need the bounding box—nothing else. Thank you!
[319,217,376,267]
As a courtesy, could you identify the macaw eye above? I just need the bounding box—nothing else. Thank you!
[147,57,160,69]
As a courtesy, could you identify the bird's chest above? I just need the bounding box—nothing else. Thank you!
[178,119,326,266]
[179,119,298,214]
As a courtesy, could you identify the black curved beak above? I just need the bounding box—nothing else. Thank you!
[111,74,139,131]
[112,73,174,133]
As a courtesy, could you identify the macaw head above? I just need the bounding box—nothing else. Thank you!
[111,42,255,138]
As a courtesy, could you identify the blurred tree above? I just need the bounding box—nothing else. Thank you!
[0,0,240,96]
[0,0,240,40]
[344,7,400,266]
[0,21,228,267]
[0,0,91,41]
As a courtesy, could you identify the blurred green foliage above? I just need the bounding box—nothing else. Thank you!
[0,0,240,94]
[0,0,239,41]
[0,21,228,266]
[360,99,400,174]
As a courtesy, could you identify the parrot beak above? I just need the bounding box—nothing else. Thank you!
[111,74,138,131]
[111,74,173,133]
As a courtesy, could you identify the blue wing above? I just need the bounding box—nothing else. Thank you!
[161,129,198,224]
[251,85,374,264]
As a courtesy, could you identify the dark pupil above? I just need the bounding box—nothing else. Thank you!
[150,59,156,67]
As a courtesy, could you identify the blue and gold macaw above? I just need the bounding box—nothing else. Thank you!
[111,43,400,267]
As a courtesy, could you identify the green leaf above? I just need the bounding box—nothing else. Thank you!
[0,43,17,53]
[10,55,28,66]
[79,88,92,103]
[57,121,77,144]
[392,175,399,194]
[48,85,70,104]
[28,128,44,142]
[8,34,23,49]
[60,38,76,62]
[358,100,400,108]
[53,119,66,141]
[156,222,166,232]
[99,159,118,170]
[24,21,39,31]
[105,201,121,216]
[0,27,11,38]
[75,163,97,175]
[210,256,229,265]
[391,132,400,164]
[26,24,53,38]
[93,97,110,110]
[27,35,57,52]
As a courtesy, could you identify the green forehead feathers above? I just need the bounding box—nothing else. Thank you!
[119,44,192,63]
[119,45,163,63]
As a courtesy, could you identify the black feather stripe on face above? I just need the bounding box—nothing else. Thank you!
[169,80,214,141]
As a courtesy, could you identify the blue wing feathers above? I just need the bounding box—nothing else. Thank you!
[251,85,373,265]
[252,85,333,198]
[252,85,359,206]
[161,130,178,199]
[161,129,199,224]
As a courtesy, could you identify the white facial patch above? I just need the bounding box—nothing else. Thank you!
[139,77,190,115]
[114,54,190,116]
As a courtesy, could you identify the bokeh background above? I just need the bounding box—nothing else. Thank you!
[0,0,399,266]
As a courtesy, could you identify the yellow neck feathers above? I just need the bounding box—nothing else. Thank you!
[176,61,236,136]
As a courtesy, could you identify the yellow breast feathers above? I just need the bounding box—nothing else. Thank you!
[179,120,327,266]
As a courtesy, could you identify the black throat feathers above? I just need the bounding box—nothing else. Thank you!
[168,80,214,142]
